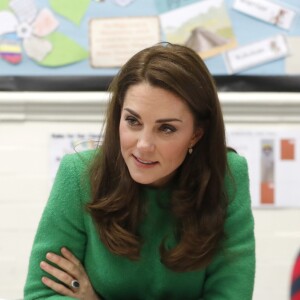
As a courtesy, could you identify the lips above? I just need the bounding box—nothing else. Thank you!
[133,154,158,165]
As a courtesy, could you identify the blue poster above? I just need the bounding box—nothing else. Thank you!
[0,0,299,76]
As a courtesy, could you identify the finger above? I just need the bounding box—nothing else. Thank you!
[61,247,81,266]
[42,276,75,297]
[40,260,75,288]
[46,252,81,278]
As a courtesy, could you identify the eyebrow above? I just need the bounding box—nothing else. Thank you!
[123,108,182,123]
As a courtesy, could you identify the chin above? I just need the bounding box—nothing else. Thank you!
[131,176,154,185]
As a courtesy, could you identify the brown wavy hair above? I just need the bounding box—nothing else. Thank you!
[87,43,228,272]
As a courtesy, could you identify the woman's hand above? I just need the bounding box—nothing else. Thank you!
[40,247,100,300]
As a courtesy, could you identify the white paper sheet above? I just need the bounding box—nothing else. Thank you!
[23,36,52,62]
[227,128,300,208]
[89,16,160,67]
[233,0,296,30]
[32,8,59,37]
[0,11,18,35]
[9,0,38,24]
[50,133,101,181]
[286,36,300,75]
[224,34,289,74]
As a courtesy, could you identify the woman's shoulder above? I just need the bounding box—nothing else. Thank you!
[225,150,250,205]
[226,149,248,173]
[61,149,98,168]
[226,150,249,186]
[57,149,99,182]
[54,150,99,200]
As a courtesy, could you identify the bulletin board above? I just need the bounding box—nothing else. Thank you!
[0,0,299,91]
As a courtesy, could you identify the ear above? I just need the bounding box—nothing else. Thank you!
[191,127,204,146]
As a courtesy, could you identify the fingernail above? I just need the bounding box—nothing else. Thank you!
[46,252,53,259]
[40,261,46,268]
[42,276,48,284]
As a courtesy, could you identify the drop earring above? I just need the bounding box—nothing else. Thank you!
[188,147,193,154]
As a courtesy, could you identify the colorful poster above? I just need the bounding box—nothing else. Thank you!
[159,0,237,59]
[0,0,89,67]
[0,0,299,77]
[227,128,300,208]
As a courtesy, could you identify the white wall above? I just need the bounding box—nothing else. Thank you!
[0,92,300,299]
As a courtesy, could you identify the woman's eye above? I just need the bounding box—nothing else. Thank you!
[160,124,176,134]
[125,116,140,127]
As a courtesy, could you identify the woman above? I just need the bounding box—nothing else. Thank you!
[24,43,255,299]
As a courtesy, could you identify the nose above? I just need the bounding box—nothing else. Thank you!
[137,131,155,152]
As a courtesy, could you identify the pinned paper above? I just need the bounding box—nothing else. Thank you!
[41,32,88,66]
[233,0,296,30]
[0,11,19,35]
[23,35,52,62]
[9,0,38,24]
[159,0,237,59]
[0,2,65,65]
[90,17,160,67]
[32,8,59,37]
[0,0,88,67]
[0,40,22,64]
[0,0,87,67]
[227,128,300,208]
[260,139,275,204]
[49,0,90,25]
[281,139,295,160]
[285,37,300,75]
[224,34,289,74]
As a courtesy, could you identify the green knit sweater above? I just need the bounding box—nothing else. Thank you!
[24,150,255,299]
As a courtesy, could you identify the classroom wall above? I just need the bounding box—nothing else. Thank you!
[0,91,300,299]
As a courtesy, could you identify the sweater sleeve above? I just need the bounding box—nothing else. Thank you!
[24,154,89,300]
[202,154,256,300]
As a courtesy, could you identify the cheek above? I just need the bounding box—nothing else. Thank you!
[162,141,189,162]
[119,123,134,150]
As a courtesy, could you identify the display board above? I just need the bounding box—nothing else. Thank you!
[0,0,299,90]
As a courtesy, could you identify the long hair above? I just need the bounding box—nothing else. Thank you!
[87,43,227,272]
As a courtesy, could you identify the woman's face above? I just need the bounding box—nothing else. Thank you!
[119,82,203,187]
